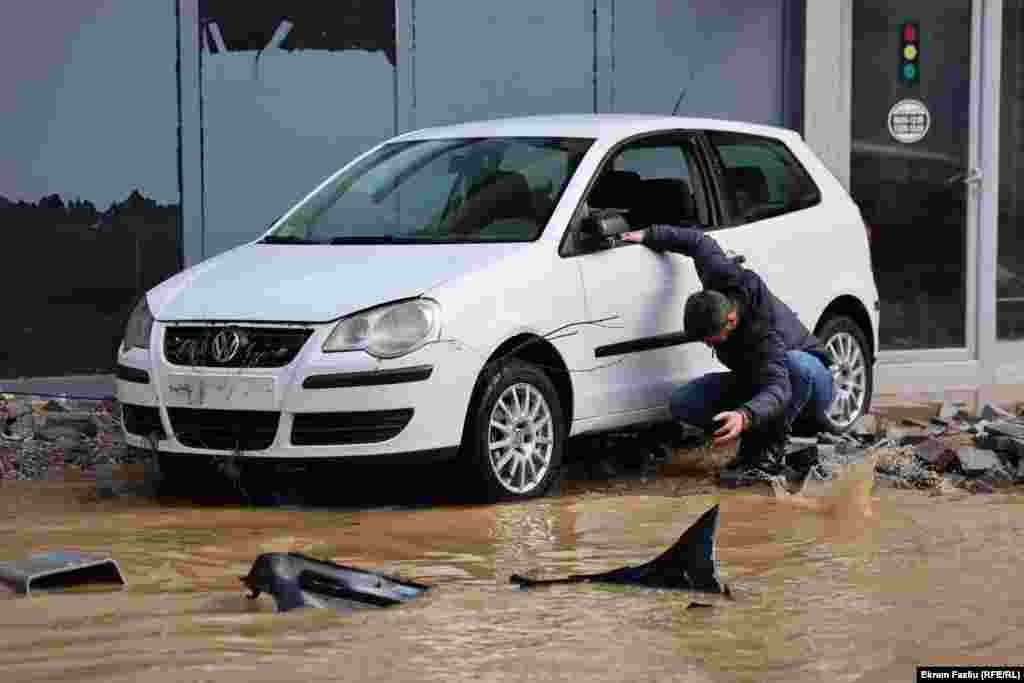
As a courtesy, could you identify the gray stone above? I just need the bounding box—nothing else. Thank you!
[718,468,772,489]
[914,439,958,472]
[43,412,99,437]
[986,420,1024,441]
[955,447,1003,476]
[974,434,1024,458]
[35,425,83,444]
[816,444,837,460]
[980,403,1014,422]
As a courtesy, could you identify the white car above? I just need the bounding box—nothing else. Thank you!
[116,114,879,500]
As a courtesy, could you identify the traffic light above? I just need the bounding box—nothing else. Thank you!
[899,21,920,83]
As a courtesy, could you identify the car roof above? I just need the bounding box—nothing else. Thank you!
[393,113,802,145]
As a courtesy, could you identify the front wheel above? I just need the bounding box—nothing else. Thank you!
[463,360,566,501]
[817,315,874,433]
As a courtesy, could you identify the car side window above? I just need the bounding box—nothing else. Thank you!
[586,137,707,229]
[705,131,821,224]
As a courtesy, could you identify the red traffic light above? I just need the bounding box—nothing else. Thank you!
[902,23,917,42]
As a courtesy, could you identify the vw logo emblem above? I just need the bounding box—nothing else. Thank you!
[211,328,242,363]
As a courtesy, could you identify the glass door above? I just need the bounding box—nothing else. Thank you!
[850,1,978,353]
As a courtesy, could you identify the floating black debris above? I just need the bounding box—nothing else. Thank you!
[241,552,430,612]
[510,505,731,596]
[0,551,126,596]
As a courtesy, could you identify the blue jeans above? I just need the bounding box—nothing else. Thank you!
[668,350,834,438]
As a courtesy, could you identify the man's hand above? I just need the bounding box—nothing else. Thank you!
[712,410,748,447]
[620,230,646,243]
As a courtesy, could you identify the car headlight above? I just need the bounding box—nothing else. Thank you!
[123,295,154,351]
[323,299,441,358]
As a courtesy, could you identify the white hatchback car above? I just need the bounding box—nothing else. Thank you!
[117,114,879,500]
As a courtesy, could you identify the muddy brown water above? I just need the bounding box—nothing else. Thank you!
[2,460,1024,682]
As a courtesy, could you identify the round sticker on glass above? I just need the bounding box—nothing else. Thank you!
[888,99,930,144]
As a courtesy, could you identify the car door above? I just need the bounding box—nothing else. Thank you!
[569,133,722,423]
[698,130,829,329]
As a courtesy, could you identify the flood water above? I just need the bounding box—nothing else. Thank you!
[2,460,1023,682]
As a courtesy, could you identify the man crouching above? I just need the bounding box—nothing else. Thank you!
[621,224,835,476]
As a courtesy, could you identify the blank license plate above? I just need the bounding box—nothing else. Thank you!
[165,375,276,409]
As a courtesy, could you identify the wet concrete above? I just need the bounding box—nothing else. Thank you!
[2,448,1024,682]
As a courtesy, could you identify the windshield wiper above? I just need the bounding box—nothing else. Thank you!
[260,235,323,244]
[328,236,428,244]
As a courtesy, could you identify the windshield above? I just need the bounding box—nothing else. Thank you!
[265,137,594,244]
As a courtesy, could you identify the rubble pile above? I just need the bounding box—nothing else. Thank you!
[794,400,1024,494]
[0,394,145,482]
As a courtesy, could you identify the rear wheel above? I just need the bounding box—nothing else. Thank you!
[463,360,565,501]
[818,315,873,433]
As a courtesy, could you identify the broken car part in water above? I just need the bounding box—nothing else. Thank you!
[0,551,126,596]
[510,504,731,598]
[241,552,430,612]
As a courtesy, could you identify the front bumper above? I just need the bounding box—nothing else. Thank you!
[115,322,478,460]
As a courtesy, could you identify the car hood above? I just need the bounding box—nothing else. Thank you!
[150,242,531,322]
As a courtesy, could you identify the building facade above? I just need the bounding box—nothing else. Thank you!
[3,1,1021,409]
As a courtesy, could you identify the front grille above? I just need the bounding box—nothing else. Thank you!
[122,404,166,439]
[168,408,280,451]
[291,409,414,446]
[164,326,314,368]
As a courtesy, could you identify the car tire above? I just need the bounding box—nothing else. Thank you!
[463,359,566,501]
[817,315,874,434]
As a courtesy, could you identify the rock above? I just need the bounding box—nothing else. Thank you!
[35,425,83,445]
[955,409,980,424]
[974,434,1024,459]
[955,447,1003,476]
[785,443,819,472]
[965,479,996,494]
[914,439,958,472]
[938,399,958,421]
[44,412,99,438]
[718,468,772,488]
[980,403,1014,422]
[986,420,1024,441]
[896,432,931,447]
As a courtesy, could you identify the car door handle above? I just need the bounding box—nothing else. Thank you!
[945,168,982,186]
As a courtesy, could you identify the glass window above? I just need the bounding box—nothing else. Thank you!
[585,138,705,228]
[266,137,593,244]
[705,131,821,223]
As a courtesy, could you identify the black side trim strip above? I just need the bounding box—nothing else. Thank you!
[116,364,151,384]
[594,331,699,358]
[302,365,433,389]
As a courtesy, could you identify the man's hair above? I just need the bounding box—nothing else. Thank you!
[684,289,734,340]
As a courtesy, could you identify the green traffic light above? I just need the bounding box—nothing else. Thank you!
[902,62,917,81]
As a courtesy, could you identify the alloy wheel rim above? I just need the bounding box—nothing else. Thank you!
[488,383,554,494]
[826,331,867,429]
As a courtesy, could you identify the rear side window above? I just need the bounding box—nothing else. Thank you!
[706,131,821,224]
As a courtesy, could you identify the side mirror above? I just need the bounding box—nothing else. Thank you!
[579,208,631,239]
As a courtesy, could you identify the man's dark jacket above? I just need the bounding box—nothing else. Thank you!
[642,225,831,431]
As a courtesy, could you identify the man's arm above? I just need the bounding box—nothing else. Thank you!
[623,225,744,291]
[739,329,792,431]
